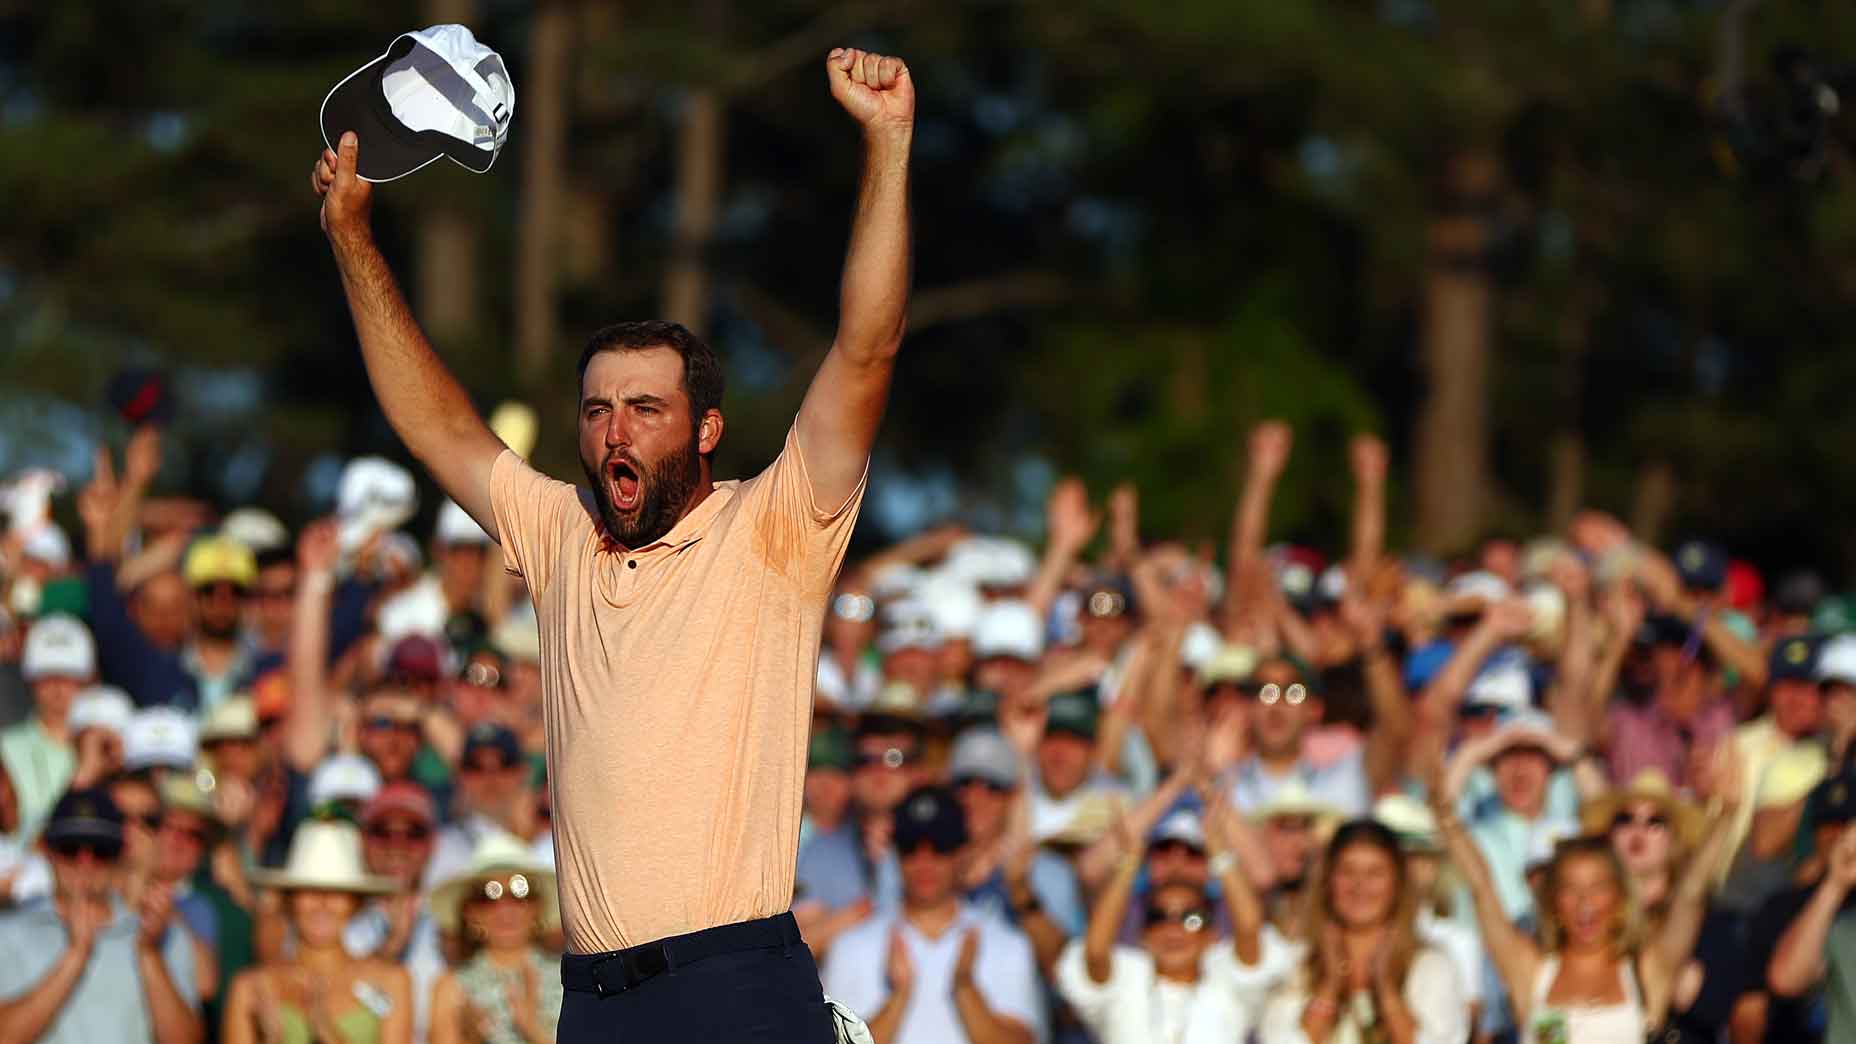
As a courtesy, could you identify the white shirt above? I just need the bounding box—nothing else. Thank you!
[822,905,1045,1044]
[1226,924,1307,1015]
[1256,946,1469,1044]
[1054,939,1253,1044]
[1229,748,1370,818]
[1417,909,1485,1008]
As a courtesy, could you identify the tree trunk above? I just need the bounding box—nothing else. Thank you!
[417,0,481,344]
[513,0,573,394]
[1412,149,1500,556]
[661,89,727,334]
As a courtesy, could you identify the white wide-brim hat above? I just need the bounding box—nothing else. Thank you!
[249,820,398,894]
[429,831,559,936]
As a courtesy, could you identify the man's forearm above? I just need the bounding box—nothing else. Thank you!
[953,984,1032,1044]
[139,944,202,1044]
[834,132,912,362]
[0,947,89,1044]
[865,986,910,1044]
[1770,878,1846,995]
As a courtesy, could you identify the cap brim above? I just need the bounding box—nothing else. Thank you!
[321,38,498,184]
[248,868,400,895]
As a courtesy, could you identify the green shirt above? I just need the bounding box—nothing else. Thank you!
[0,718,74,831]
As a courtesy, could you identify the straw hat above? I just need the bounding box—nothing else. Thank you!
[429,831,559,936]
[1249,779,1344,826]
[1372,794,1442,853]
[1579,768,1705,851]
[249,820,398,894]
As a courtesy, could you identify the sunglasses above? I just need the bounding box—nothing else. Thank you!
[1144,906,1210,932]
[475,874,533,902]
[1611,811,1669,831]
[855,747,915,770]
[363,717,420,734]
[1252,683,1308,705]
[164,821,211,844]
[900,838,963,856]
[366,824,433,843]
[49,839,123,862]
[1148,840,1204,859]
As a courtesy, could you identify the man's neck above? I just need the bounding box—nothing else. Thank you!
[905,898,961,939]
[1256,749,1301,776]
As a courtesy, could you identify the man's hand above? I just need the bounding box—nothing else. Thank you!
[1349,434,1387,485]
[123,425,163,489]
[312,131,374,241]
[1046,477,1100,554]
[951,929,980,990]
[64,897,106,956]
[826,49,915,135]
[296,518,339,576]
[886,926,915,995]
[1482,598,1535,641]
[1247,421,1293,482]
[137,882,177,951]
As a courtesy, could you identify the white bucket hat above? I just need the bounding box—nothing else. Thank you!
[250,820,398,894]
[429,831,559,936]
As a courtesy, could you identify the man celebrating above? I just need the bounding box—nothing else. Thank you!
[312,47,914,1040]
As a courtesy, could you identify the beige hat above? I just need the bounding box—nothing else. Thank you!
[199,697,259,743]
[1580,768,1705,851]
[1249,779,1344,826]
[1372,794,1441,852]
[159,773,217,820]
[249,820,398,894]
[1197,644,1258,690]
[429,831,559,936]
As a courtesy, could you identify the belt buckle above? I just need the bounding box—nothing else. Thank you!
[588,954,623,997]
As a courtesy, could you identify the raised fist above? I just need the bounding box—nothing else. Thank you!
[827,49,915,133]
[311,131,374,240]
[1247,421,1293,480]
[1349,434,1387,485]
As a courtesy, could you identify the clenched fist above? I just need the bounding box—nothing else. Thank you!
[827,48,914,134]
[311,131,374,241]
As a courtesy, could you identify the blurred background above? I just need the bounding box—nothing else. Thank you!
[6,0,1856,572]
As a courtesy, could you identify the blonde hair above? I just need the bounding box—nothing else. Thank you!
[1301,820,1423,994]
[1533,836,1645,955]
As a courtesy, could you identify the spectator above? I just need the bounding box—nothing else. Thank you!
[428,833,563,1044]
[1601,613,1737,792]
[1748,770,1856,1042]
[1371,795,1488,1027]
[1255,819,1468,1044]
[227,819,412,1044]
[123,706,200,786]
[845,709,930,896]
[67,684,133,789]
[1439,710,1585,921]
[823,785,1043,1043]
[153,775,225,992]
[1225,656,1376,818]
[357,684,430,785]
[308,752,383,820]
[972,601,1045,703]
[1434,744,1742,1042]
[180,536,262,711]
[817,581,881,712]
[876,598,948,711]
[0,787,201,1044]
[425,724,547,889]
[1720,635,1834,908]
[796,726,873,955]
[448,645,513,732]
[351,783,444,1044]
[3,614,94,828]
[245,539,300,664]
[198,695,263,786]
[1027,690,1124,845]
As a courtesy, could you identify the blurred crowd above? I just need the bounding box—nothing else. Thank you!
[3,418,1856,1044]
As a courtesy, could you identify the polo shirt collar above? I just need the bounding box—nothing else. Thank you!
[603,481,740,556]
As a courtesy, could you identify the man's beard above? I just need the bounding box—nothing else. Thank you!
[200,616,241,642]
[583,437,703,549]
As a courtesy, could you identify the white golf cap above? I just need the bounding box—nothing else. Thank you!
[221,508,291,554]
[124,707,199,772]
[1445,570,1512,607]
[971,600,1045,662]
[1150,809,1206,851]
[69,686,135,738]
[20,524,70,568]
[917,572,983,639]
[308,754,384,808]
[877,599,943,655]
[1465,661,1533,712]
[944,537,1037,590]
[336,456,418,554]
[1819,634,1856,686]
[433,499,489,547]
[1178,621,1223,672]
[22,614,96,682]
[321,24,515,183]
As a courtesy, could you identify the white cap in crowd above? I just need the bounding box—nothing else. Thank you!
[336,456,418,553]
[917,572,983,640]
[867,563,925,602]
[1150,809,1206,851]
[947,727,1020,789]
[68,686,135,738]
[971,600,1044,662]
[1446,570,1512,607]
[434,499,490,547]
[309,753,384,808]
[1178,621,1223,673]
[944,536,1037,591]
[877,599,943,655]
[124,708,200,772]
[20,524,71,568]
[1465,661,1533,713]
[21,614,96,682]
[1818,634,1856,687]
[221,508,291,554]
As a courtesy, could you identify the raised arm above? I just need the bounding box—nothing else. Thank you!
[1343,594,1413,797]
[1649,747,1742,994]
[1025,477,1097,621]
[1771,822,1856,996]
[795,49,914,511]
[1425,743,1541,1007]
[283,521,338,775]
[311,134,505,537]
[1415,600,1530,731]
[1347,434,1387,579]
[1222,422,1291,634]
[1083,840,1144,983]
[1202,788,1271,965]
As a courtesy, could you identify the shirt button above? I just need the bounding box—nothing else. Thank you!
[627,559,637,569]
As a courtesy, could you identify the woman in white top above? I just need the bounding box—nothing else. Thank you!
[1431,748,1742,1043]
[1256,819,1468,1044]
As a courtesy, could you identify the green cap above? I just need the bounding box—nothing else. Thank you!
[35,577,88,619]
[808,727,854,772]
[1045,690,1099,740]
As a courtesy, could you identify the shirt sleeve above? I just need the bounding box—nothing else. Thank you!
[979,923,1048,1043]
[729,425,867,592]
[488,450,585,599]
[1406,947,1470,1044]
[84,562,197,709]
[1052,940,1139,1032]
[160,921,201,1010]
[1218,926,1303,1015]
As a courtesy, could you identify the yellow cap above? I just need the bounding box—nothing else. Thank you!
[183,536,257,589]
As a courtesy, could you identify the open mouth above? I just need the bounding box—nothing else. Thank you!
[608,458,642,511]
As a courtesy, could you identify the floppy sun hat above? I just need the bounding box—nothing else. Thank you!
[320,24,515,183]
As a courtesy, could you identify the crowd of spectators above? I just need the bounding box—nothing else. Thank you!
[2,417,1855,1044]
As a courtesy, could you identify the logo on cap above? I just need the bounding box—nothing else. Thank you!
[1787,641,1811,664]
[1833,783,1849,807]
[1681,546,1704,569]
[909,794,938,822]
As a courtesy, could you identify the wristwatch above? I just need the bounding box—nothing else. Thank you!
[1208,852,1238,877]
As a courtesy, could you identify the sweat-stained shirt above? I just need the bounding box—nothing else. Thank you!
[489,426,864,954]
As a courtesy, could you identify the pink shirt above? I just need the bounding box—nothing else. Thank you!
[1606,698,1736,789]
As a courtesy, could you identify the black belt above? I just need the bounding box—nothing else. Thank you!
[561,912,802,996]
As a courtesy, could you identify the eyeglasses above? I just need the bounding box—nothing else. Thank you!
[855,747,914,770]
[1085,591,1128,619]
[366,824,433,843]
[475,874,533,902]
[48,839,124,862]
[1611,811,1669,832]
[1144,906,1210,932]
[460,662,504,689]
[1253,683,1308,705]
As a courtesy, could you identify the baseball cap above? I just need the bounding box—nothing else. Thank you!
[917,573,984,640]
[1149,809,1206,852]
[1464,661,1533,714]
[1044,690,1100,740]
[1198,644,1259,690]
[309,754,384,808]
[434,499,490,547]
[361,781,438,828]
[1636,613,1695,649]
[124,708,200,772]
[183,536,257,589]
[1771,635,1821,684]
[221,509,291,555]
[320,24,515,183]
[21,614,95,682]
[1673,540,1728,591]
[1775,571,1828,617]
[68,686,134,738]
[808,728,854,773]
[20,524,70,568]
[948,728,1020,789]
[385,634,448,685]
[893,785,969,853]
[200,697,260,744]
[1080,576,1136,620]
[943,537,1036,590]
[877,599,943,655]
[1178,621,1223,673]
[335,457,418,555]
[43,787,124,848]
[1444,571,1511,612]
[1819,635,1856,687]
[971,601,1044,662]
[461,723,522,767]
